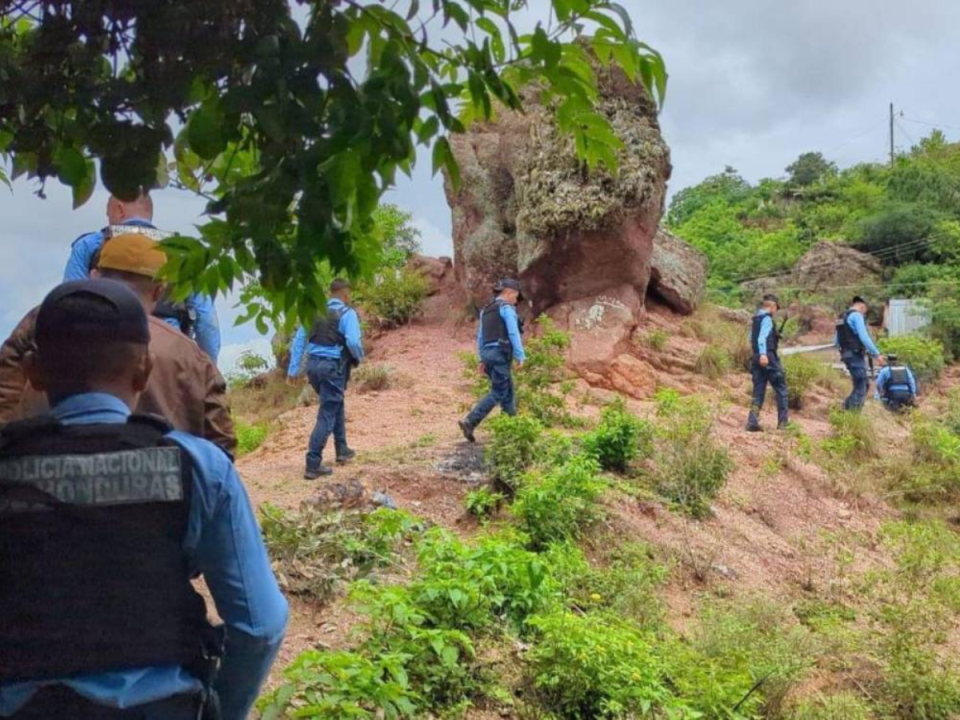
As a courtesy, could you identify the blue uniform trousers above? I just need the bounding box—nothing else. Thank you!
[305,357,348,469]
[843,353,870,412]
[466,347,516,428]
[747,353,789,428]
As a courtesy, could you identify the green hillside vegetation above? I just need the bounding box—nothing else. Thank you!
[667,131,960,357]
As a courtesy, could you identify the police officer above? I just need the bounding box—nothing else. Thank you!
[459,278,526,443]
[835,295,885,412]
[875,354,918,412]
[746,294,789,432]
[0,279,287,719]
[287,278,364,479]
[63,192,222,363]
[0,233,236,456]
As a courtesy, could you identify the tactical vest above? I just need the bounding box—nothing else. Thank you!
[836,310,865,354]
[750,313,780,356]
[889,366,911,388]
[0,414,219,684]
[309,306,349,349]
[86,224,196,339]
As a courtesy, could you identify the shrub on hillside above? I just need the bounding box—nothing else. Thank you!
[512,455,603,550]
[787,692,874,720]
[583,399,653,472]
[694,344,732,379]
[515,315,575,427]
[905,420,960,503]
[352,362,395,393]
[652,391,733,518]
[485,414,544,490]
[823,410,878,461]
[463,486,504,521]
[357,267,429,327]
[878,335,945,385]
[236,420,269,456]
[782,355,821,409]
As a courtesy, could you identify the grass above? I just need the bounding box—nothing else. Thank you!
[352,362,396,393]
[236,419,269,456]
[228,371,301,424]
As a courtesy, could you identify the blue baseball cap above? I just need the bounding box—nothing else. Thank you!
[36,279,150,351]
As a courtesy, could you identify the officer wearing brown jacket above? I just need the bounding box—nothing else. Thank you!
[0,233,236,455]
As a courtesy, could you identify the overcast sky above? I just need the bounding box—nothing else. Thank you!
[3,0,959,372]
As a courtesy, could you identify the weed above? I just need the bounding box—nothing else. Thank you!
[904,419,960,502]
[515,315,576,427]
[512,455,604,550]
[236,419,269,456]
[822,409,878,461]
[352,363,395,393]
[782,355,821,410]
[652,393,733,518]
[464,486,504,520]
[694,344,732,379]
[787,692,874,720]
[485,414,544,491]
[357,267,430,327]
[582,399,653,472]
[639,328,669,351]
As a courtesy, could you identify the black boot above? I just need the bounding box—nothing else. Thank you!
[304,465,334,480]
[336,447,357,464]
[746,411,762,432]
[458,419,476,443]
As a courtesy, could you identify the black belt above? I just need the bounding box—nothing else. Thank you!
[12,686,205,720]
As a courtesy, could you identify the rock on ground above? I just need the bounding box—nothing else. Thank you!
[649,229,708,315]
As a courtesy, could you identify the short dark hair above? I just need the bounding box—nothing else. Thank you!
[330,278,351,294]
[762,293,780,308]
[852,295,867,305]
[36,293,147,394]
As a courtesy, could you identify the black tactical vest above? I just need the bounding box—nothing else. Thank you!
[0,415,219,684]
[836,310,865,354]
[889,366,911,388]
[750,313,780,356]
[480,300,509,348]
[309,306,349,348]
[86,224,196,339]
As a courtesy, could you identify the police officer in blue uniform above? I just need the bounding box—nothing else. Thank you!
[874,354,918,412]
[459,278,526,443]
[0,279,288,719]
[746,294,789,432]
[63,193,222,363]
[835,296,884,412]
[287,278,364,479]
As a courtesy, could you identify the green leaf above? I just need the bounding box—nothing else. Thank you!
[71,159,96,209]
[417,115,439,145]
[55,146,87,187]
[431,136,460,190]
[187,100,227,161]
[406,0,420,20]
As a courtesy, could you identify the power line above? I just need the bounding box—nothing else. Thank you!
[901,116,960,133]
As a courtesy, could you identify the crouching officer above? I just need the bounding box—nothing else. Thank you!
[459,278,526,442]
[746,294,789,432]
[875,354,918,412]
[0,280,288,719]
[287,278,364,479]
[835,296,884,412]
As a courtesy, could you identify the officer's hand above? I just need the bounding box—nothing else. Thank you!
[478,363,487,376]
[876,355,886,367]
[516,362,524,371]
[759,354,769,368]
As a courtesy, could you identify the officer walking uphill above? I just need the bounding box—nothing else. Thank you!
[835,295,884,412]
[62,191,222,363]
[287,278,364,479]
[459,278,526,443]
[0,279,288,719]
[875,354,918,412]
[746,294,790,432]
[0,233,236,456]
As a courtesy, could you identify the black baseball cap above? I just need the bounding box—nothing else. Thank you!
[494,278,523,300]
[35,279,150,352]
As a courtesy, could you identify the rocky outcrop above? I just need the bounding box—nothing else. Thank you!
[408,254,455,296]
[742,241,882,298]
[444,61,672,315]
[649,229,707,315]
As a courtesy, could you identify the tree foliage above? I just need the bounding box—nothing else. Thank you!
[0,0,666,329]
[785,151,837,187]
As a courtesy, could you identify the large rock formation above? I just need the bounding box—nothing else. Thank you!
[444,62,672,316]
[742,241,883,298]
[649,229,708,315]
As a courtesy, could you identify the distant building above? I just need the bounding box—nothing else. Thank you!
[884,298,931,338]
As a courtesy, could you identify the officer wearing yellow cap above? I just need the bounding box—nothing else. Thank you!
[0,234,236,455]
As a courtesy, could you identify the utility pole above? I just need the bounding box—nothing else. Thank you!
[889,102,895,166]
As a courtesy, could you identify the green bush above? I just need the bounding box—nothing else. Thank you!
[906,420,960,502]
[524,611,676,718]
[639,328,669,351]
[694,344,732,379]
[822,410,878,461]
[485,414,544,490]
[358,267,430,327]
[512,455,604,550]
[515,315,575,427]
[236,420,269,456]
[878,334,945,385]
[463,486,504,520]
[583,400,653,472]
[782,354,822,409]
[652,393,733,518]
[352,362,396,393]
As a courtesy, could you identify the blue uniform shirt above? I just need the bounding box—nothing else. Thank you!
[0,393,289,720]
[752,310,774,356]
[834,310,880,357]
[477,302,526,363]
[287,298,364,377]
[875,365,918,399]
[63,219,222,363]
